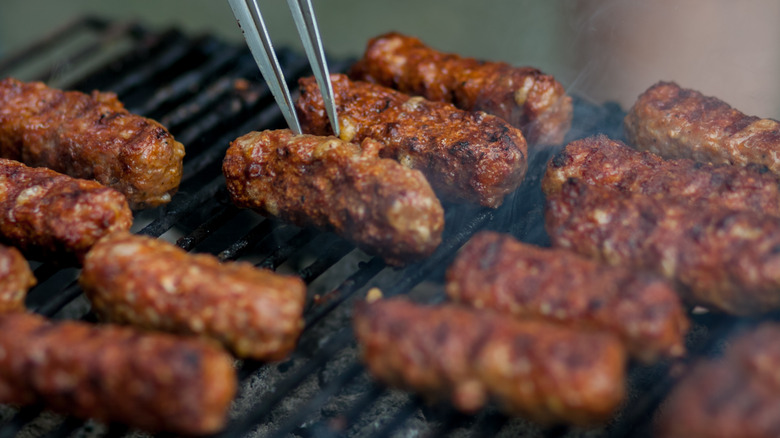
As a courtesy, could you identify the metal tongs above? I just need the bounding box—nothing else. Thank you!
[228,0,339,136]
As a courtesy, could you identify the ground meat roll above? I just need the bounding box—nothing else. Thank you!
[0,158,133,264]
[296,74,528,208]
[545,179,780,315]
[349,32,572,145]
[543,134,780,217]
[656,323,780,438]
[353,297,626,426]
[624,81,780,178]
[0,244,35,313]
[79,232,306,361]
[0,312,236,435]
[0,77,185,208]
[223,129,444,265]
[446,231,689,363]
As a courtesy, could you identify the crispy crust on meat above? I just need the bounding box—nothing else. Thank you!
[0,245,35,313]
[446,231,689,363]
[353,297,626,425]
[624,81,780,177]
[223,129,444,265]
[0,77,185,208]
[656,323,780,438]
[0,158,133,264]
[296,74,528,208]
[0,312,236,435]
[349,32,572,145]
[545,179,780,315]
[543,135,780,217]
[80,232,306,361]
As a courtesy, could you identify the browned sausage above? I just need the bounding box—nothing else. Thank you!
[223,129,444,265]
[656,322,780,438]
[79,232,306,361]
[0,77,185,208]
[624,81,780,177]
[353,297,626,426]
[0,312,236,435]
[0,158,133,264]
[543,134,780,217]
[295,74,528,208]
[0,244,35,313]
[545,179,780,315]
[349,32,572,145]
[446,231,689,363]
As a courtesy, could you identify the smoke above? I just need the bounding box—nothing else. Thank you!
[561,0,780,119]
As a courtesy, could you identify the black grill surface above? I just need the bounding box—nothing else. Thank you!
[0,16,766,438]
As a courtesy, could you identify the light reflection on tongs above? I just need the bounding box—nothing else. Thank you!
[228,0,340,137]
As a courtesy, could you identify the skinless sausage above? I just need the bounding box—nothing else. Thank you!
[0,77,185,208]
[624,81,780,178]
[0,312,236,435]
[353,297,626,426]
[223,129,444,265]
[545,179,780,315]
[0,158,132,264]
[349,32,572,145]
[295,74,528,208]
[0,244,35,313]
[543,134,780,218]
[79,232,306,361]
[446,231,689,363]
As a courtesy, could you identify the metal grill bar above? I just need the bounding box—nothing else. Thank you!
[0,407,43,438]
[224,328,356,437]
[0,17,112,74]
[31,21,138,84]
[267,362,366,438]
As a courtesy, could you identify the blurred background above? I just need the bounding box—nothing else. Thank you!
[1,0,779,118]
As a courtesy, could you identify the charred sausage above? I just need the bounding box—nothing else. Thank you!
[545,179,780,315]
[543,134,780,217]
[0,312,236,435]
[353,297,626,426]
[223,129,444,265]
[0,158,133,264]
[79,232,306,361]
[446,231,689,363]
[349,32,572,145]
[0,77,185,208]
[624,81,780,178]
[656,323,780,438]
[295,74,528,208]
[0,244,35,313]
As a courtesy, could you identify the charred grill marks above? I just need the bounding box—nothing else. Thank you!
[0,77,185,208]
[296,74,528,208]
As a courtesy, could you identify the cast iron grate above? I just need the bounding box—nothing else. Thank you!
[0,16,765,438]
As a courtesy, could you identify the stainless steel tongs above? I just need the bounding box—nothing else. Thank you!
[228,0,339,136]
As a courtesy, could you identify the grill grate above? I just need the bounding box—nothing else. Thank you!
[0,16,765,438]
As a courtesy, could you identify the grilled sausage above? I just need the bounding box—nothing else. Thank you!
[656,323,780,438]
[296,74,528,208]
[0,158,133,264]
[349,32,572,145]
[0,312,236,435]
[0,245,35,313]
[446,231,689,363]
[0,77,185,208]
[545,179,780,315]
[543,134,780,217]
[223,129,444,265]
[353,297,626,425]
[624,81,780,177]
[80,232,306,361]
